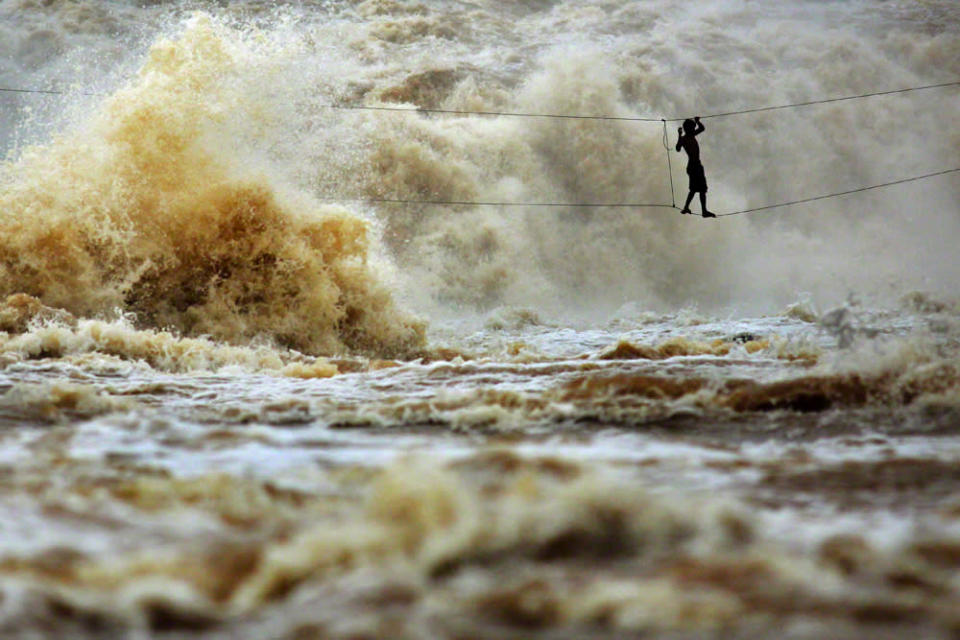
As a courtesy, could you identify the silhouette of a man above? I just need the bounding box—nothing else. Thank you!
[675,116,715,218]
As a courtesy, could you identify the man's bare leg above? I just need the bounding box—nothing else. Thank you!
[681,191,695,214]
[700,192,715,218]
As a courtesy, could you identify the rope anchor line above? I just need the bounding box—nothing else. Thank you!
[1,79,958,122]
[333,167,959,216]
[334,198,678,208]
[324,79,960,122]
[718,167,960,217]
[661,119,676,209]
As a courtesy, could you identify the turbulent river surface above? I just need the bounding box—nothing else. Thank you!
[1,0,959,638]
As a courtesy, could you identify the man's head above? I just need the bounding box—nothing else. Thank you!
[683,119,696,134]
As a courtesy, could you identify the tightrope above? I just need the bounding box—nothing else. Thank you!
[297,80,960,122]
[689,80,960,121]
[330,197,677,209]
[329,168,958,214]
[322,167,958,213]
[718,168,960,217]
[0,86,105,97]
[324,103,663,121]
[2,80,957,122]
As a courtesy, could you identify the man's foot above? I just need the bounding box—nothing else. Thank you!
[702,210,716,218]
[680,208,692,214]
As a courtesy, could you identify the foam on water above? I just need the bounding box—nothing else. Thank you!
[0,16,424,357]
[0,2,958,638]
[1,1,958,343]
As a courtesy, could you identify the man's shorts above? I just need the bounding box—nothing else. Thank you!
[687,162,707,193]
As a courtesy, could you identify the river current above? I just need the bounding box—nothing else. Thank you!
[0,1,959,638]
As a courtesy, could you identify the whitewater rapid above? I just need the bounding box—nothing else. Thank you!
[0,1,958,638]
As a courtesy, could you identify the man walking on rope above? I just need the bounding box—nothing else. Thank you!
[675,117,715,218]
